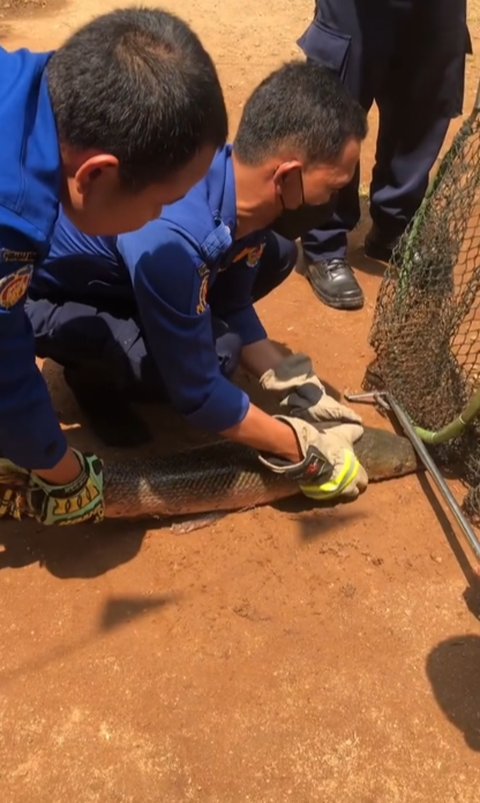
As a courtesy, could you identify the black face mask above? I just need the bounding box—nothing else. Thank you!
[270,199,336,240]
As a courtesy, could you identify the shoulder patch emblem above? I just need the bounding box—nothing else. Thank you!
[233,242,266,268]
[0,266,33,309]
[196,271,209,315]
[196,264,210,315]
[0,249,37,264]
[246,243,265,268]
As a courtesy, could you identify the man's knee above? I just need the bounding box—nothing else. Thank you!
[25,297,143,380]
[279,235,299,274]
[25,297,90,364]
[252,233,297,302]
[212,318,243,378]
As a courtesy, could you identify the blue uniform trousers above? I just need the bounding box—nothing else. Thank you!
[298,0,470,260]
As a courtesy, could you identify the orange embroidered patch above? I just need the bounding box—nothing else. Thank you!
[0,266,33,309]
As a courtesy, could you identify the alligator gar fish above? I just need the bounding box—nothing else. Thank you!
[105,426,419,518]
[0,426,418,520]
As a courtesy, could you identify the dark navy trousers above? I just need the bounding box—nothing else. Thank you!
[26,232,296,398]
[298,0,470,260]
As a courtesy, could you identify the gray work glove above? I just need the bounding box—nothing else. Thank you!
[258,415,368,501]
[260,353,362,424]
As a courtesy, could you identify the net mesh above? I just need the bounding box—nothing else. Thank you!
[365,110,480,521]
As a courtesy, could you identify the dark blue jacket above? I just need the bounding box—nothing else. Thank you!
[32,147,269,432]
[0,47,67,468]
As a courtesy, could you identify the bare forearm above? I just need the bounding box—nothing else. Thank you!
[34,448,82,484]
[221,403,301,462]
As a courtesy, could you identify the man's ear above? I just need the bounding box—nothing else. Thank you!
[273,160,302,182]
[74,154,120,195]
[273,160,303,207]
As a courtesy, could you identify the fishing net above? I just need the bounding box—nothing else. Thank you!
[365,104,480,522]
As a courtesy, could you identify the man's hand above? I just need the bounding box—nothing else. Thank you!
[260,353,362,424]
[0,459,30,520]
[258,415,368,501]
[27,449,105,525]
[0,487,28,520]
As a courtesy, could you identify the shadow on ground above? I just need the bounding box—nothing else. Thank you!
[0,593,176,686]
[417,474,480,620]
[426,634,480,751]
[273,494,367,542]
[0,518,148,578]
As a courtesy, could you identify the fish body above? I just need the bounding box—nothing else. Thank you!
[0,427,418,520]
[103,427,418,519]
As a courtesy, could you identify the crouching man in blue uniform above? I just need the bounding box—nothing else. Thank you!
[27,63,370,505]
[0,9,228,525]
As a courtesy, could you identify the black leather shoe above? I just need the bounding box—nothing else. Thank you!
[364,224,403,262]
[305,257,364,310]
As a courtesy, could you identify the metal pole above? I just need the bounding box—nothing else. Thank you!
[387,394,480,561]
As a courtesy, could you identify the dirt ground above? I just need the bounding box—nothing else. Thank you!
[2,2,480,801]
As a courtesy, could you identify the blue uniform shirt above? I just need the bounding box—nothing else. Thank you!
[0,47,67,468]
[33,147,269,433]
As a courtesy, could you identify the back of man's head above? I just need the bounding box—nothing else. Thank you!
[48,7,228,190]
[234,61,366,166]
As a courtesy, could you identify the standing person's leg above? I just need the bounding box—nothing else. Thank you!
[365,0,470,261]
[296,0,391,309]
[365,110,451,260]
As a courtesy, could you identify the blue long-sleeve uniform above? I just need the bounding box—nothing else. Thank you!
[0,47,68,468]
[30,147,296,433]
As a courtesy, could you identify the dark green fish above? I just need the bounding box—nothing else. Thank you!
[0,427,418,520]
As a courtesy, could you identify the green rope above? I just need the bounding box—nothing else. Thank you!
[414,387,480,444]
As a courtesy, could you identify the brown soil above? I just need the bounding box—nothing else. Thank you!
[0,0,62,20]
[1,3,480,802]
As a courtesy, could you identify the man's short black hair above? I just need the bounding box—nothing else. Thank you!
[48,7,228,190]
[234,61,367,166]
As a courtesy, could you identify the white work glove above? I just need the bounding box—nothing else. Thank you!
[258,415,368,501]
[260,353,362,424]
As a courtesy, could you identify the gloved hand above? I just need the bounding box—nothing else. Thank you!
[0,487,27,520]
[0,459,29,520]
[260,353,362,425]
[26,450,105,525]
[258,415,368,501]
